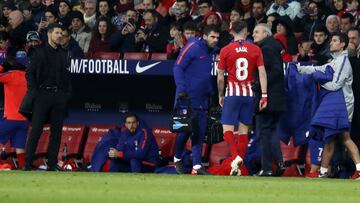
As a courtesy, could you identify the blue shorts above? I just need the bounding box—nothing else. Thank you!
[221,96,255,125]
[0,118,29,149]
[309,138,325,165]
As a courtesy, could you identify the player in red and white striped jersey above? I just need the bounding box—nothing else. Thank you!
[217,21,268,176]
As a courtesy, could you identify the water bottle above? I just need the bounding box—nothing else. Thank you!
[1,147,7,160]
[62,144,68,161]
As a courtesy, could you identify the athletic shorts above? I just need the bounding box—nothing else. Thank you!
[0,118,29,148]
[221,96,255,125]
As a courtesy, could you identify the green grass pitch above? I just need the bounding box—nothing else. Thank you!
[0,171,359,203]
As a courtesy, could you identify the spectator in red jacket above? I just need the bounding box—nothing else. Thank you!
[87,16,114,58]
[166,22,186,59]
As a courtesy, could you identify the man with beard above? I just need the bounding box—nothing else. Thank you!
[246,0,267,37]
[23,23,72,171]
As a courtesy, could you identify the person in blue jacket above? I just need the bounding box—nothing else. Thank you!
[172,25,220,175]
[108,114,159,173]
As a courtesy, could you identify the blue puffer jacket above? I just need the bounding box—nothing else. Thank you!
[173,37,217,109]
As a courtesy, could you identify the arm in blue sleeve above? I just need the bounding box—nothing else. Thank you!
[173,43,195,93]
[313,65,334,84]
[122,129,150,160]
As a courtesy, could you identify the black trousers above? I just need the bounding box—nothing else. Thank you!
[256,112,283,172]
[25,90,69,169]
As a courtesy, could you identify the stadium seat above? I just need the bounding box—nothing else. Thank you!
[280,138,304,177]
[82,125,115,164]
[92,52,121,60]
[150,53,167,60]
[123,52,150,60]
[35,125,51,157]
[152,127,177,159]
[57,125,87,161]
[209,141,229,166]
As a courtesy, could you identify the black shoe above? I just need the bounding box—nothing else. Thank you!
[256,170,273,177]
[47,165,62,171]
[191,166,212,175]
[319,172,329,178]
[22,165,32,171]
[175,160,185,174]
[274,162,286,177]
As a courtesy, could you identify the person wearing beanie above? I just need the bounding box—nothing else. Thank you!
[58,0,72,27]
[70,10,92,52]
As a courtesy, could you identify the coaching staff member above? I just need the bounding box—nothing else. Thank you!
[24,23,72,171]
[252,23,286,176]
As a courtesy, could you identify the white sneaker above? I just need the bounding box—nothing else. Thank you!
[230,156,243,176]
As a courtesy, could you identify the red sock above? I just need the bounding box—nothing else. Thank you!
[17,153,25,169]
[237,134,249,176]
[237,134,248,158]
[102,159,111,172]
[224,131,238,159]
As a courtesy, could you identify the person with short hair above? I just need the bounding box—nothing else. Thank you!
[107,114,159,173]
[217,21,267,176]
[172,25,220,175]
[70,10,92,53]
[340,12,355,33]
[23,23,72,171]
[297,32,360,179]
[252,23,286,176]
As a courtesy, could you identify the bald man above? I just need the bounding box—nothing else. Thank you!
[8,10,35,51]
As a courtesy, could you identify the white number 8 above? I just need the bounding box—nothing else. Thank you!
[235,58,248,81]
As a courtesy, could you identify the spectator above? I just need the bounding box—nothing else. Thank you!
[83,0,97,29]
[19,1,36,28]
[30,0,44,24]
[110,8,139,53]
[326,15,340,34]
[37,5,58,42]
[229,8,245,31]
[337,0,359,26]
[87,17,114,58]
[73,0,86,14]
[8,10,35,52]
[135,10,170,53]
[348,27,360,58]
[116,0,135,15]
[23,23,72,171]
[252,23,286,176]
[138,0,164,25]
[25,31,42,55]
[340,12,356,33]
[166,22,185,59]
[60,26,85,59]
[107,114,159,173]
[70,10,92,53]
[273,33,293,62]
[266,0,301,20]
[298,25,331,65]
[172,25,220,175]
[272,15,298,56]
[96,0,123,30]
[330,0,345,15]
[165,0,193,28]
[57,0,72,27]
[0,31,10,61]
[234,0,253,20]
[182,21,197,40]
[193,0,213,25]
[202,11,230,49]
[246,0,267,37]
[293,1,326,40]
[266,12,280,34]
[0,1,16,31]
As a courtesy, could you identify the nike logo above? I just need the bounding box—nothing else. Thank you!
[135,61,161,73]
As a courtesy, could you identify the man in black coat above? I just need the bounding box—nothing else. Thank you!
[252,23,286,176]
[23,23,72,171]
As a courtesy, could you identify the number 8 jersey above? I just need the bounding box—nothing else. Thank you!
[218,40,264,97]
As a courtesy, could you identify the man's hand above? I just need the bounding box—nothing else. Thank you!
[108,148,118,158]
[219,96,224,108]
[259,93,268,111]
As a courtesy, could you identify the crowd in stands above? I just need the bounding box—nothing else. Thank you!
[0,0,358,62]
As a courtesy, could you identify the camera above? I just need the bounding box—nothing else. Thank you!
[126,18,136,27]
